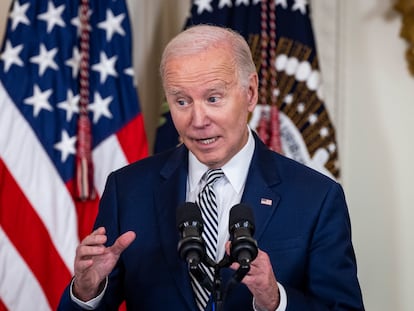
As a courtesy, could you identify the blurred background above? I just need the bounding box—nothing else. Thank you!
[1,0,413,310]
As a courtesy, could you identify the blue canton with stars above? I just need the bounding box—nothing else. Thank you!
[0,0,141,183]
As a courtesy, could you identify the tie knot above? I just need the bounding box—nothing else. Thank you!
[204,168,224,186]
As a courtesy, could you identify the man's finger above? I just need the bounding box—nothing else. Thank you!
[110,231,136,256]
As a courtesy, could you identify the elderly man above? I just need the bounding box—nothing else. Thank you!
[58,24,364,311]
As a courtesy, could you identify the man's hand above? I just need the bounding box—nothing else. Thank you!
[226,242,280,311]
[73,227,136,301]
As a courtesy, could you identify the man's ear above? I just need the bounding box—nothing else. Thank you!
[247,72,259,112]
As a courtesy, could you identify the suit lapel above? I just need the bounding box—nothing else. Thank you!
[241,134,282,242]
[154,145,196,310]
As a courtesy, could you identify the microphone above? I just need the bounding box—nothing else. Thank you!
[229,204,258,266]
[176,202,213,292]
[176,202,205,266]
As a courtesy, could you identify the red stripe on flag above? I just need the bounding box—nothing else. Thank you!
[0,299,7,311]
[117,114,148,163]
[66,179,100,240]
[0,160,72,310]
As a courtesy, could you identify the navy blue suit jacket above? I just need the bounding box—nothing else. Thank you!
[58,133,364,310]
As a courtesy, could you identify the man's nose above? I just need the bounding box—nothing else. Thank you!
[191,102,209,127]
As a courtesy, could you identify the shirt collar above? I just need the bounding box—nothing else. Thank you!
[188,127,255,193]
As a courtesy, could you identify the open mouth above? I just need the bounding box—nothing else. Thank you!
[197,137,218,145]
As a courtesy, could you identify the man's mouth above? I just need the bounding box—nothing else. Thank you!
[197,137,218,145]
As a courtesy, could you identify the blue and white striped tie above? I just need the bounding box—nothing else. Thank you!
[192,168,224,310]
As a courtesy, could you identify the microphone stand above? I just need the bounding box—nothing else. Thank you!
[210,255,252,311]
[187,254,252,311]
[212,265,223,311]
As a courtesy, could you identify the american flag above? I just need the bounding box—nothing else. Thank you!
[155,0,340,180]
[0,0,148,310]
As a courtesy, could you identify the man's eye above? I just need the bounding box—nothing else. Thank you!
[208,96,218,103]
[177,99,187,106]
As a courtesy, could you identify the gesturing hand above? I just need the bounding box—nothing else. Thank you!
[73,227,136,301]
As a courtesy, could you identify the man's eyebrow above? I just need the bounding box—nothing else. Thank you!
[166,89,183,96]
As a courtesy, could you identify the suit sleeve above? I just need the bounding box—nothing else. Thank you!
[284,182,364,311]
[57,172,126,311]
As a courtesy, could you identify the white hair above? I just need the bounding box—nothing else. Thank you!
[160,24,256,89]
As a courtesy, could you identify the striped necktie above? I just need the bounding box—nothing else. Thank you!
[192,168,224,310]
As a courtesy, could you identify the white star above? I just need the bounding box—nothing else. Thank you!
[194,0,213,15]
[57,89,80,122]
[71,14,80,30]
[235,0,250,6]
[71,8,92,36]
[89,92,113,123]
[308,113,318,125]
[297,103,305,113]
[24,84,53,117]
[320,127,329,138]
[97,9,125,41]
[30,43,58,76]
[218,0,232,8]
[292,0,308,15]
[124,67,138,86]
[9,1,30,31]
[1,40,24,72]
[65,47,81,78]
[54,130,77,162]
[37,1,66,33]
[275,0,288,9]
[284,93,293,105]
[328,143,336,153]
[124,67,134,77]
[92,52,118,84]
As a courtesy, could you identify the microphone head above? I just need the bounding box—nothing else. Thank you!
[176,202,205,264]
[176,202,202,229]
[229,203,258,265]
[229,203,255,234]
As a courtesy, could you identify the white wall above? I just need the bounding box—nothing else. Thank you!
[1,1,413,310]
[313,1,414,310]
[339,1,414,310]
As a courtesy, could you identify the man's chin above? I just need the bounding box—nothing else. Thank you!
[193,152,222,168]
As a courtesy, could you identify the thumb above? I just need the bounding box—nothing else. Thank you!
[110,231,136,256]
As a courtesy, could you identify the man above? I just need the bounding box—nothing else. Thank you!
[58,25,364,310]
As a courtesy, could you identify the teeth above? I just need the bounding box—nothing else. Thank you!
[200,137,216,145]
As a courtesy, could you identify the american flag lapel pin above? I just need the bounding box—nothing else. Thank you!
[260,198,272,206]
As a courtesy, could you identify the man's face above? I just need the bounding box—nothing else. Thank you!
[163,46,258,168]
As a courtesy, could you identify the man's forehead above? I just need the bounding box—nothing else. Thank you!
[165,78,233,95]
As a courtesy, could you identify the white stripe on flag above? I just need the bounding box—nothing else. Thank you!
[0,82,78,271]
[93,135,128,196]
[0,227,51,311]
